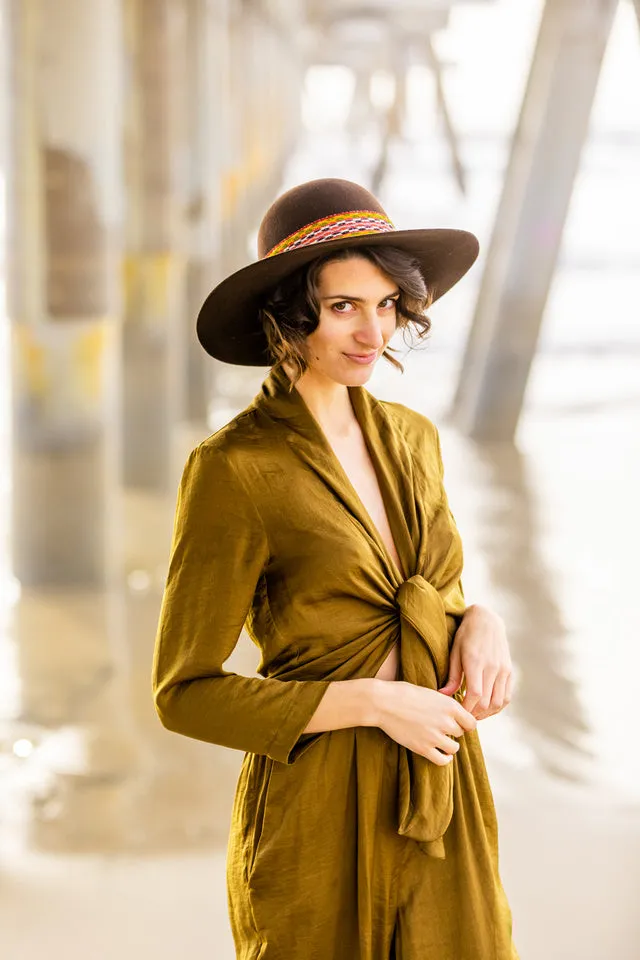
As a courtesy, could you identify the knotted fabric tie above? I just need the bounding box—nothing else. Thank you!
[395,575,457,859]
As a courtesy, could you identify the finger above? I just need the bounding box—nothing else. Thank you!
[461,664,484,715]
[484,670,509,717]
[453,702,478,731]
[439,647,463,696]
[426,746,455,766]
[469,665,501,720]
[505,671,515,704]
[444,714,466,737]
[447,721,466,738]
[472,670,498,720]
[435,733,461,755]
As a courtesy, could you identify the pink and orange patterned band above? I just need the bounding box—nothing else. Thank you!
[264,209,396,259]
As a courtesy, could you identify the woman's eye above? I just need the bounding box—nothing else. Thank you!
[381,298,399,310]
[332,301,353,313]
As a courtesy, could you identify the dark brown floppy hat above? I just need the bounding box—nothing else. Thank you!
[196,178,479,366]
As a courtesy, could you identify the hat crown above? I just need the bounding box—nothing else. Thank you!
[257,178,389,259]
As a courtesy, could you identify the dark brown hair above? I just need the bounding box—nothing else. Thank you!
[258,245,434,383]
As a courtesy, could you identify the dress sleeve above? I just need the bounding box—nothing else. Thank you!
[151,443,331,764]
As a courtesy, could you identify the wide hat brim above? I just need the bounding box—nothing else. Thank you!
[196,226,479,367]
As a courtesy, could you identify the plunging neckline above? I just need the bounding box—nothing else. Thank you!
[287,376,408,583]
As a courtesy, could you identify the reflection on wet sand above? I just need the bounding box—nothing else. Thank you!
[470,439,594,781]
[0,487,252,858]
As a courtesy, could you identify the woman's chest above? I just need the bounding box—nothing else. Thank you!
[324,429,404,578]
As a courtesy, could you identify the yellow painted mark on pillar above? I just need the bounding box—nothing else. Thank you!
[123,253,185,323]
[221,170,240,221]
[13,319,115,415]
[247,138,266,183]
[73,323,113,401]
[14,326,49,398]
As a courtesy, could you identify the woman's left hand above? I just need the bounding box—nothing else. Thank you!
[438,604,514,720]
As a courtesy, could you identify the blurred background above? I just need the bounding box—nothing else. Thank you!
[0,0,639,957]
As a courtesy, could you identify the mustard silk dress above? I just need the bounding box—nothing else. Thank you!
[152,363,519,959]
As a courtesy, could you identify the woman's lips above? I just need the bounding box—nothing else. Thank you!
[343,351,378,365]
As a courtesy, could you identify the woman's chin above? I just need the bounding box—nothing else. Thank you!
[329,366,377,387]
[349,367,376,386]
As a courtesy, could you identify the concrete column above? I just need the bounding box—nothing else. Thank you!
[242,11,264,219]
[7,0,124,587]
[2,0,146,854]
[372,37,406,194]
[204,0,242,421]
[450,0,618,442]
[263,6,304,198]
[0,1,11,600]
[216,2,303,286]
[423,33,466,195]
[122,0,187,489]
[206,3,305,425]
[219,2,246,280]
[227,4,266,265]
[386,33,408,143]
[348,65,374,141]
[184,0,227,422]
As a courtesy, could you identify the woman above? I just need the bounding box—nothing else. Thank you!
[152,178,519,959]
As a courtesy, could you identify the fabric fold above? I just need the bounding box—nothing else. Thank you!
[395,574,458,859]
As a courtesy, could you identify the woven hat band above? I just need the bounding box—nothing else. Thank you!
[264,209,396,259]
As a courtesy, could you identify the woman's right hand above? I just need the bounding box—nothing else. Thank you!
[374,680,477,765]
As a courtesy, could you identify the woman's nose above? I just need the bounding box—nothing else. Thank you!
[355,311,385,349]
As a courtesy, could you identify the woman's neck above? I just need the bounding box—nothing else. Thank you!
[282,362,357,439]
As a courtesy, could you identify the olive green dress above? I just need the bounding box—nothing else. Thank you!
[152,363,519,959]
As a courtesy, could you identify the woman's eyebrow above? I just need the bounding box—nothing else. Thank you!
[321,289,400,302]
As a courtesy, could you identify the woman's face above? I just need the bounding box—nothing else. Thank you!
[302,254,399,387]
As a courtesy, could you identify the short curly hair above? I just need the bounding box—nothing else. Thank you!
[258,245,434,384]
